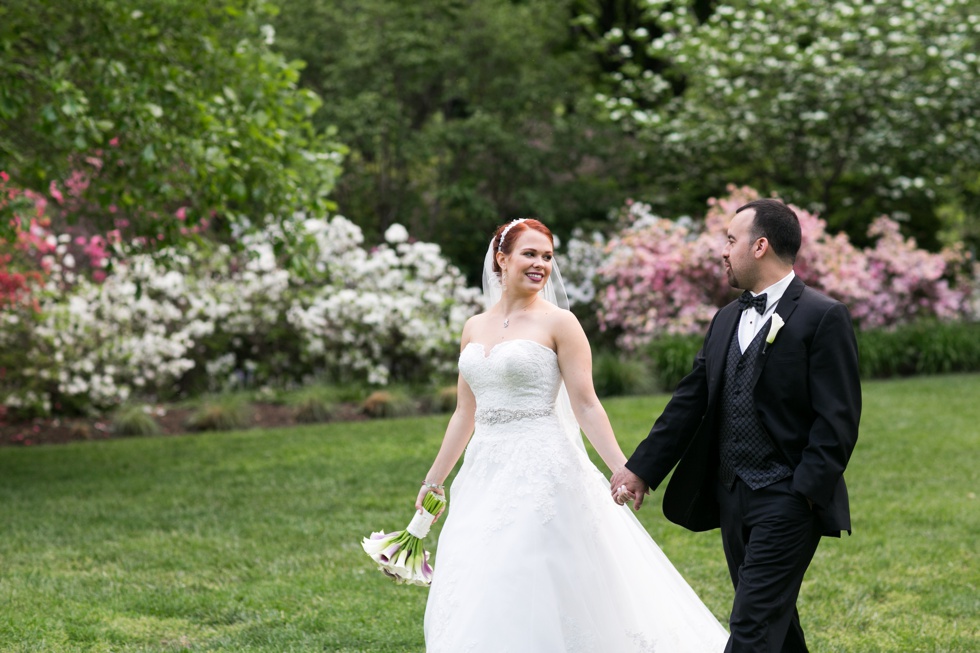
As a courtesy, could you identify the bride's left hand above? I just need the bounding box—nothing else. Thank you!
[609,466,649,511]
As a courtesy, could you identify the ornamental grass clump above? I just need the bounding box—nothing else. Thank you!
[428,385,457,413]
[186,397,251,432]
[291,391,339,424]
[110,404,162,437]
[362,390,416,419]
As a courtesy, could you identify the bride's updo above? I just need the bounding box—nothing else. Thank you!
[491,219,553,274]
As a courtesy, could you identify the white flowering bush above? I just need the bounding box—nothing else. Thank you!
[596,0,980,230]
[0,216,481,416]
[561,228,608,308]
[286,219,482,385]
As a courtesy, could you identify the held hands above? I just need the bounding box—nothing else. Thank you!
[415,482,448,522]
[609,466,649,511]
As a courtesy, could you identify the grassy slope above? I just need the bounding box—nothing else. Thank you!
[0,374,977,652]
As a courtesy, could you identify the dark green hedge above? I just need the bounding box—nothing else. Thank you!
[644,334,704,392]
[621,320,980,394]
[856,320,980,378]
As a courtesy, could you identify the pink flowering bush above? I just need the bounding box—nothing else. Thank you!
[853,218,966,328]
[1,168,123,295]
[587,186,974,349]
[2,151,213,302]
[591,201,730,349]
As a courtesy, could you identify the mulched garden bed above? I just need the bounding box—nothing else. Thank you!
[0,403,366,447]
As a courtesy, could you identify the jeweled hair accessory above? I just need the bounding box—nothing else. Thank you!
[497,218,527,252]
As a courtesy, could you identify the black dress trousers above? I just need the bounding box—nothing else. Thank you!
[717,477,822,653]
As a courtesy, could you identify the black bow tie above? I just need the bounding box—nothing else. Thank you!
[738,291,768,314]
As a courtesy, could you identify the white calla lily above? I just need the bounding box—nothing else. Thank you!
[360,491,446,586]
[764,314,785,354]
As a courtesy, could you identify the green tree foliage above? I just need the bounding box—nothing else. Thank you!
[0,0,343,243]
[594,0,980,250]
[274,0,635,279]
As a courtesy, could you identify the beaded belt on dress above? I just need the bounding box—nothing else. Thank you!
[475,407,554,425]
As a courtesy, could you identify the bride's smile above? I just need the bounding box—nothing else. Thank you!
[504,234,553,292]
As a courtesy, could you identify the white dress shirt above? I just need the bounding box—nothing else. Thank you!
[737,271,795,353]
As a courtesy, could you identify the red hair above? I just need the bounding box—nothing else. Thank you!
[491,219,553,274]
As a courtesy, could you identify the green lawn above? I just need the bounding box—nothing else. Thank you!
[1,375,978,652]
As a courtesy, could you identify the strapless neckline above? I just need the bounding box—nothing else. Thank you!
[465,339,557,360]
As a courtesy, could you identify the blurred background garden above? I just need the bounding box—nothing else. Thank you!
[2,0,980,432]
[0,0,978,650]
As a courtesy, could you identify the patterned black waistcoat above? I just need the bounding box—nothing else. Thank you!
[718,323,794,490]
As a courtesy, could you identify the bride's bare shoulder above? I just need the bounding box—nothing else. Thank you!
[465,311,494,329]
[461,311,492,342]
[541,304,580,329]
[537,305,584,349]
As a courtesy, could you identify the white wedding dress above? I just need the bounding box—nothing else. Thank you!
[424,339,729,652]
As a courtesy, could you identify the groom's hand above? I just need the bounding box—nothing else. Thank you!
[610,466,649,511]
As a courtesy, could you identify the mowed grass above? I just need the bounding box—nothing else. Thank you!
[0,374,977,652]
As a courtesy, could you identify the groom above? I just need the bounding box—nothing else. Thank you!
[611,198,861,653]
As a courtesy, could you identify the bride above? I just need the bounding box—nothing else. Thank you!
[416,219,728,652]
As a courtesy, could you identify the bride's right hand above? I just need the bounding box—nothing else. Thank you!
[415,484,447,521]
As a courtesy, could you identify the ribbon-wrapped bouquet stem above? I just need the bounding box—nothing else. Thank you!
[361,491,446,586]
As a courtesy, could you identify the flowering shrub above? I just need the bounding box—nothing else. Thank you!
[575,186,974,349]
[590,202,732,348]
[1,168,124,301]
[597,0,980,240]
[561,228,608,308]
[1,172,49,308]
[0,256,42,310]
[285,220,482,386]
[0,216,481,416]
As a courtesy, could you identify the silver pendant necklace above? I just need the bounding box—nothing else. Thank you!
[502,297,536,329]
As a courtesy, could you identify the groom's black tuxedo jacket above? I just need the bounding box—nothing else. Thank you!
[626,276,861,536]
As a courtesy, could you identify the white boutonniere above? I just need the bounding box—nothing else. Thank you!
[764,313,785,353]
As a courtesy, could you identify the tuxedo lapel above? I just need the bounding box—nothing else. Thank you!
[707,304,740,393]
[750,276,805,388]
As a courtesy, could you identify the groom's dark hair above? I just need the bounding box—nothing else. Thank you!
[736,199,801,265]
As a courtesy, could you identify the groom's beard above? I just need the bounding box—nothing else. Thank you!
[725,263,740,289]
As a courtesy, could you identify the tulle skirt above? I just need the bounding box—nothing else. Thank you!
[424,418,729,653]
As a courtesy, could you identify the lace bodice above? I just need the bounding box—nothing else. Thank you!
[459,339,561,421]
[455,338,577,532]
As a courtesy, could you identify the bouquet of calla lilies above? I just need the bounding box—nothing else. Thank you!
[361,491,446,586]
